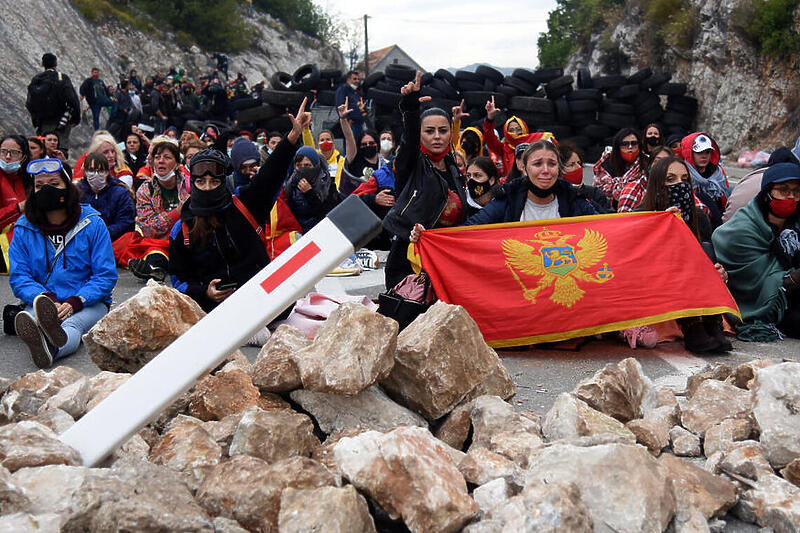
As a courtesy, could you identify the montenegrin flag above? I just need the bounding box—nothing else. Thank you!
[413,212,740,348]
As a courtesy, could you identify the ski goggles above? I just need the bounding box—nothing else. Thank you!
[27,158,63,175]
[190,160,226,179]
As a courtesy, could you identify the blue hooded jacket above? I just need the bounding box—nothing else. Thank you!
[79,177,135,241]
[9,205,117,307]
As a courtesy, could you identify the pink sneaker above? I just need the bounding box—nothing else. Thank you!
[621,326,659,349]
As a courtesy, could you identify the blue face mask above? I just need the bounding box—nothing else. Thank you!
[227,149,232,157]
[0,160,21,173]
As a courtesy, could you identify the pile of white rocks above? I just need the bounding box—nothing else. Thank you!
[0,284,797,532]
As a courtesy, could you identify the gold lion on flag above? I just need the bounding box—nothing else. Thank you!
[502,228,614,308]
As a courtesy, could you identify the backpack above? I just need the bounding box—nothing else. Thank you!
[27,71,63,117]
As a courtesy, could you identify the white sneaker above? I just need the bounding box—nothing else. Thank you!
[355,249,379,270]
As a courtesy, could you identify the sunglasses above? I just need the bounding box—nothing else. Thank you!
[620,141,639,149]
[191,160,225,178]
[27,158,63,175]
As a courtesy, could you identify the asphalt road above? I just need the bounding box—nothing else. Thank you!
[0,164,790,533]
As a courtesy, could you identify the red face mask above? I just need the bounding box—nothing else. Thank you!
[770,197,799,218]
[672,147,682,157]
[319,140,333,152]
[563,167,583,185]
[620,149,640,164]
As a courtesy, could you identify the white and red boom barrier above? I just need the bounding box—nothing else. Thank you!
[60,195,382,466]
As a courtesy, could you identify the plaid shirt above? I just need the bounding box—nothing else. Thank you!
[592,151,645,208]
[617,177,646,212]
[616,175,712,216]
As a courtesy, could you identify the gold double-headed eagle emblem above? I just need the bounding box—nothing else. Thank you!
[502,228,614,308]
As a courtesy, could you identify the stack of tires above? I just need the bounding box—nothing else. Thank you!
[236,63,344,132]
[569,68,697,161]
[237,62,699,164]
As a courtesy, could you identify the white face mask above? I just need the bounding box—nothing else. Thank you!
[380,139,393,153]
[154,169,175,183]
[86,171,107,192]
[349,83,358,91]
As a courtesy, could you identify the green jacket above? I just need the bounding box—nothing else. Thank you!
[712,198,788,324]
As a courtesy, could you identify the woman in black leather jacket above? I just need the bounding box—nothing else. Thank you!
[382,72,467,289]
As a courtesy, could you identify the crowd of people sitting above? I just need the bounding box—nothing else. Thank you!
[3,58,799,369]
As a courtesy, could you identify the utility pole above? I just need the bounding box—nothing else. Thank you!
[363,14,370,76]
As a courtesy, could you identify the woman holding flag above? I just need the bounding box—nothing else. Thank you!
[382,72,467,289]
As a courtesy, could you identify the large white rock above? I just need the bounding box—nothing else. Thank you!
[289,385,427,435]
[524,443,675,533]
[334,426,478,533]
[751,362,800,469]
[542,393,636,444]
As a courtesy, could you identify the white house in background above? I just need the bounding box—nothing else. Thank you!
[357,44,425,74]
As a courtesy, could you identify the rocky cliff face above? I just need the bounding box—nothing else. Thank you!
[0,0,343,146]
[564,0,800,154]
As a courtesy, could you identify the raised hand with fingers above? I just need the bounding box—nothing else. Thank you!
[452,99,466,122]
[288,97,311,143]
[485,95,499,120]
[337,97,352,120]
[400,71,432,103]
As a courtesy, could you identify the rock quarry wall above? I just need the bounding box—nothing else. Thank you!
[564,0,800,154]
[0,0,343,146]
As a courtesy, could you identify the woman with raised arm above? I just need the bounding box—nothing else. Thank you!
[169,98,311,315]
[382,71,467,289]
[340,97,381,182]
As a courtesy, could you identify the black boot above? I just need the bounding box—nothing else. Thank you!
[680,318,721,354]
[703,315,732,352]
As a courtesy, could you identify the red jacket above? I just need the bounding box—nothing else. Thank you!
[0,169,26,238]
[483,116,555,178]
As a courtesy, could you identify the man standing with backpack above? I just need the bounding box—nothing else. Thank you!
[26,53,80,157]
[79,67,113,131]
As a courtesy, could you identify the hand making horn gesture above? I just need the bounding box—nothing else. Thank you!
[288,97,311,143]
[400,71,432,103]
[337,97,353,120]
[485,95,499,120]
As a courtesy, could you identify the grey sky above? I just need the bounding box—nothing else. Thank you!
[314,0,557,71]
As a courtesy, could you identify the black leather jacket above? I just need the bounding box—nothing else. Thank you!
[382,92,467,238]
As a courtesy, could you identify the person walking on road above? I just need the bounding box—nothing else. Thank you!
[25,53,80,157]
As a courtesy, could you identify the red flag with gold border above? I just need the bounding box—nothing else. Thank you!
[414,212,740,347]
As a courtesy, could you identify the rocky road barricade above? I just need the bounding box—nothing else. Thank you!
[1,284,798,532]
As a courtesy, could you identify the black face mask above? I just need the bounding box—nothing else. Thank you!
[36,185,68,211]
[191,184,231,216]
[360,145,378,159]
[467,179,490,200]
[646,136,661,148]
[461,139,478,156]
[294,166,318,184]
[527,179,557,198]
[667,182,694,226]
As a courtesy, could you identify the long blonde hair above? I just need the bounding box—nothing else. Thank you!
[88,132,126,172]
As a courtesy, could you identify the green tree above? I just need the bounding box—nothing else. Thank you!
[133,0,253,52]
[537,0,625,68]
